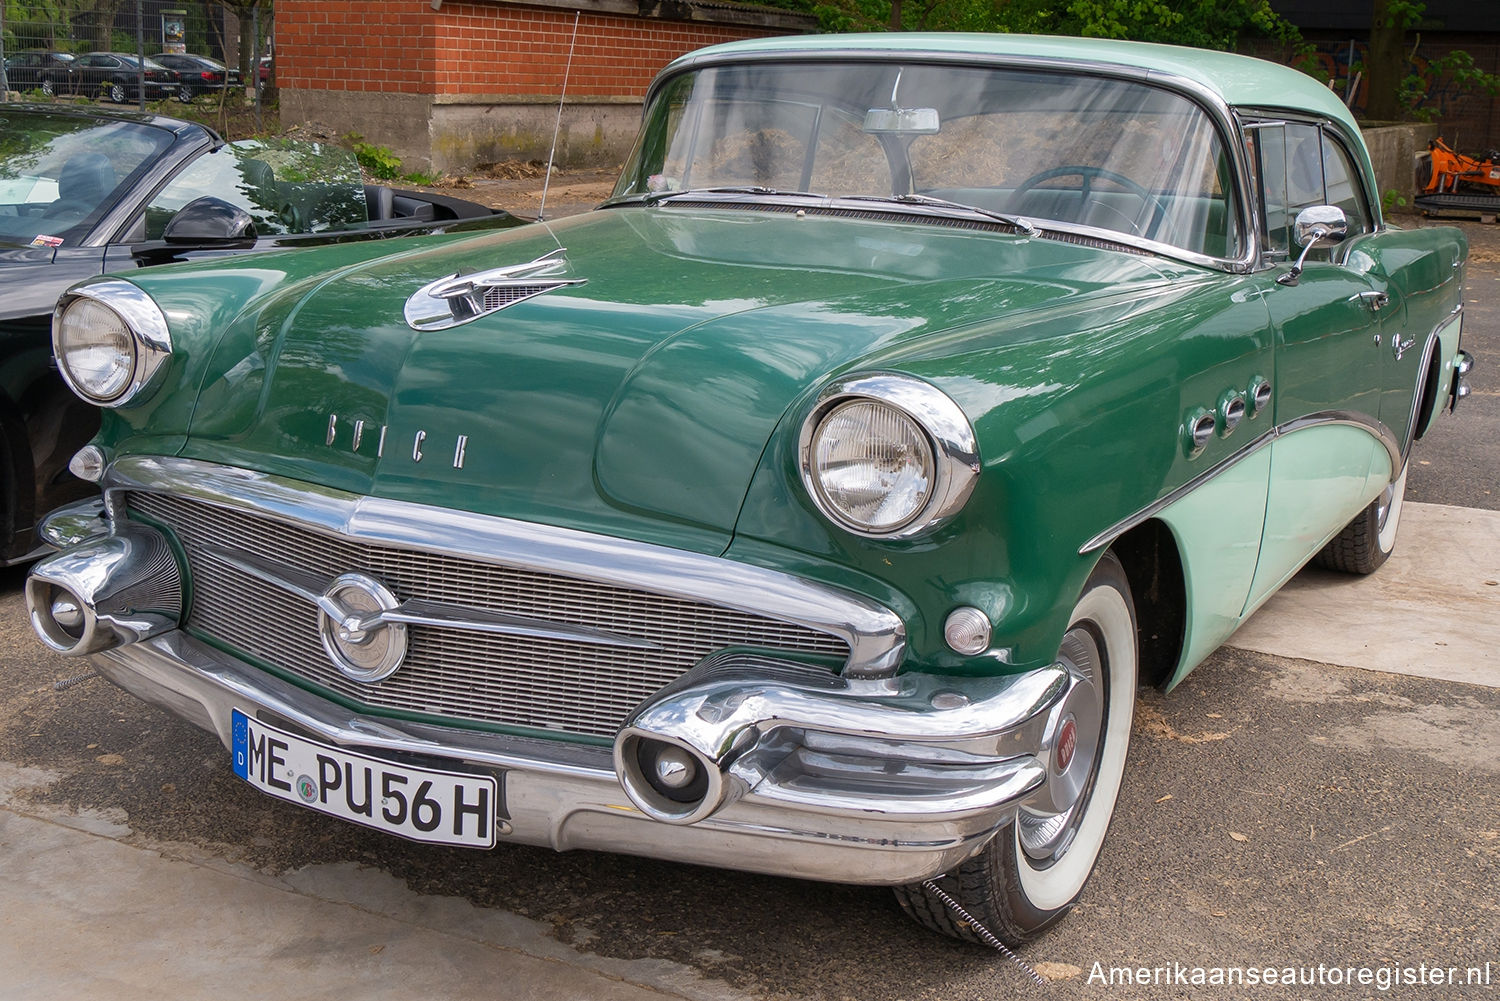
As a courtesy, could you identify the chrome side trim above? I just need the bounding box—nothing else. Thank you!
[1079,410,1400,553]
[106,456,906,678]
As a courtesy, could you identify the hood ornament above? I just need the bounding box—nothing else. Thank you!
[404,248,586,331]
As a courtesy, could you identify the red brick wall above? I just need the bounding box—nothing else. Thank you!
[276,0,788,99]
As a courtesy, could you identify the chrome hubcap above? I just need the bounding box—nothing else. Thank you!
[1019,625,1106,862]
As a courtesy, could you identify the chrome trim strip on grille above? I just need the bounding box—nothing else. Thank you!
[206,543,661,650]
[106,456,905,678]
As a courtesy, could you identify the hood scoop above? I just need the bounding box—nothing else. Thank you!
[404,248,586,331]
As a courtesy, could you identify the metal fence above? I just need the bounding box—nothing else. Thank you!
[1,1,271,110]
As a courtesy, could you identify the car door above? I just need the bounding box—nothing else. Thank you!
[1240,120,1400,612]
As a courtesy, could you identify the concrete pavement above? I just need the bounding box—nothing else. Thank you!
[1228,502,1500,689]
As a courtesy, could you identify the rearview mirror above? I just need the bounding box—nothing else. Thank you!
[863,108,940,135]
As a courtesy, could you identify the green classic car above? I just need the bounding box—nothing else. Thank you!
[26,34,1474,946]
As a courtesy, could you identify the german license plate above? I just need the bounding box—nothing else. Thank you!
[231,709,498,848]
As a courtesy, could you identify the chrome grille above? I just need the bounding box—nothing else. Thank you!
[129,492,849,739]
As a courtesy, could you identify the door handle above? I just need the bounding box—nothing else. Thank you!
[1356,290,1390,312]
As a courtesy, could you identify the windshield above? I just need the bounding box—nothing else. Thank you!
[135,137,369,239]
[614,61,1242,258]
[0,110,172,249]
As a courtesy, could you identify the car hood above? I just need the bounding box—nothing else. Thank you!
[177,207,1178,554]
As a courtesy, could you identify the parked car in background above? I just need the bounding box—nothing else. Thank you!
[150,52,241,99]
[0,103,523,565]
[4,50,76,93]
[24,35,1473,948]
[40,52,186,103]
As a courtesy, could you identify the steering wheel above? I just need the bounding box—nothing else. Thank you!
[1010,165,1168,237]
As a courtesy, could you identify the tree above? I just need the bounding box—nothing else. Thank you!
[1365,0,1417,121]
[218,0,269,80]
[785,0,1300,48]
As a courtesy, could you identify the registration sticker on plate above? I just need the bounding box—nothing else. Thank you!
[231,709,498,848]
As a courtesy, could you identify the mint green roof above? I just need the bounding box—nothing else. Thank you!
[665,33,1359,136]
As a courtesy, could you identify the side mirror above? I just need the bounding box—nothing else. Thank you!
[1277,205,1349,287]
[162,196,257,244]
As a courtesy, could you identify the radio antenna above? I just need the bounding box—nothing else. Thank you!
[539,10,581,222]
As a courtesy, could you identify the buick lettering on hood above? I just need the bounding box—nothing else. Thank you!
[26,34,1473,945]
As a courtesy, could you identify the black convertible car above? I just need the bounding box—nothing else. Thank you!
[0,104,523,563]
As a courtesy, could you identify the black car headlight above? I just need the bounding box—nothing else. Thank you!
[53,280,172,407]
[799,374,980,538]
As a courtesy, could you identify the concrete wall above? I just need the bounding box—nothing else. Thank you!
[1362,122,1444,211]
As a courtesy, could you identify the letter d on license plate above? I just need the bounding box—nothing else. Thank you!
[231,709,497,848]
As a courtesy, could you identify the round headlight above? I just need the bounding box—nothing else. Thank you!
[800,374,980,539]
[808,399,935,533]
[55,297,137,402]
[53,280,172,408]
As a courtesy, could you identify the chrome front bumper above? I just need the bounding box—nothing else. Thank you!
[78,630,1064,884]
[26,471,1072,886]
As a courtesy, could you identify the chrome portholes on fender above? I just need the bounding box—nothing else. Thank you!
[893,552,1137,943]
[1248,376,1273,417]
[1217,390,1247,438]
[1183,407,1216,458]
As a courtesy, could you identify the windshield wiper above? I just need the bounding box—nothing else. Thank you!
[841,193,1040,237]
[641,185,824,205]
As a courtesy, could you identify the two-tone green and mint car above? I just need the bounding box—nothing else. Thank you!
[26,34,1475,945]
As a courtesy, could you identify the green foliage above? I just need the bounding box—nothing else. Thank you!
[344,134,440,186]
[349,136,403,181]
[746,0,1299,49]
[1382,188,1408,213]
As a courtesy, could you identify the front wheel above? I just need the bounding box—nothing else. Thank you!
[893,552,1138,944]
[41,77,56,97]
[1313,462,1407,574]
[108,82,127,104]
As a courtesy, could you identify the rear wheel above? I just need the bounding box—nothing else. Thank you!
[1313,462,1407,574]
[894,552,1138,944]
[41,77,56,97]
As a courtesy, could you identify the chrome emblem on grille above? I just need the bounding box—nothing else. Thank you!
[317,573,409,683]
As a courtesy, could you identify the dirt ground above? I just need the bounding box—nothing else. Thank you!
[436,163,621,221]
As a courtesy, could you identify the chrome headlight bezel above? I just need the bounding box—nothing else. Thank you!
[52,279,173,408]
[798,373,980,539]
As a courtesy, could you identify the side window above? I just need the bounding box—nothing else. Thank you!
[133,142,369,240]
[1320,133,1370,236]
[1246,119,1367,261]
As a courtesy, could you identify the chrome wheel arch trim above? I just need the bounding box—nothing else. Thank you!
[101,456,907,678]
[1079,409,1401,554]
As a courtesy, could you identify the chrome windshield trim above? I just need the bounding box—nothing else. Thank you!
[639,49,1259,273]
[105,456,907,677]
[1080,410,1400,554]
